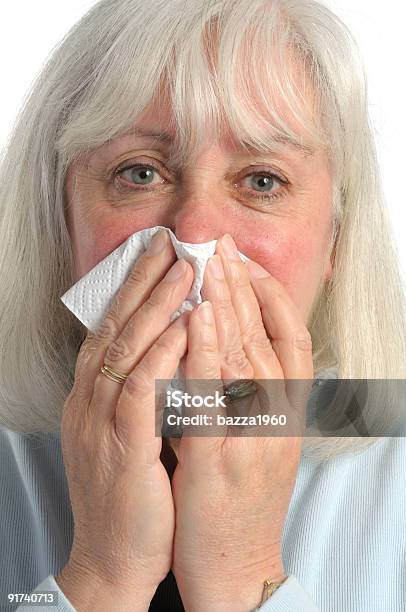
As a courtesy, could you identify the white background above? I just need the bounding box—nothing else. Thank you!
[0,1,405,283]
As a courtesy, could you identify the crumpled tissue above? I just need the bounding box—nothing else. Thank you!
[60,226,250,406]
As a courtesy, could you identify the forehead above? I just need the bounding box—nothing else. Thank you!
[106,60,319,163]
[75,32,325,173]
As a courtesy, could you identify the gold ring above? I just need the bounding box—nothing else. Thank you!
[100,364,129,385]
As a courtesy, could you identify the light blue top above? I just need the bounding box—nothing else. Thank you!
[1,369,405,611]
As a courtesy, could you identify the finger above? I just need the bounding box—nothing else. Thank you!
[90,259,194,419]
[72,228,177,403]
[201,255,254,381]
[216,234,283,379]
[246,259,314,410]
[180,301,226,458]
[113,312,190,455]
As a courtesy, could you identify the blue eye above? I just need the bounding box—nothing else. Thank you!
[117,164,164,186]
[242,173,282,193]
[113,160,288,205]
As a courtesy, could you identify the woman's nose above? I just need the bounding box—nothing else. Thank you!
[166,194,231,244]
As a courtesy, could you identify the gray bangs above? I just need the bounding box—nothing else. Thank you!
[56,0,342,175]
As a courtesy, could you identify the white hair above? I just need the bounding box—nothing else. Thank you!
[0,0,404,460]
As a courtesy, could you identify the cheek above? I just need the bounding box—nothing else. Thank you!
[66,162,165,278]
[72,215,153,279]
[239,221,327,315]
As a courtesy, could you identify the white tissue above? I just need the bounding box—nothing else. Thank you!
[61,226,249,333]
[60,226,250,406]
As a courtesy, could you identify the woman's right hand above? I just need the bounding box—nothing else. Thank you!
[55,229,193,612]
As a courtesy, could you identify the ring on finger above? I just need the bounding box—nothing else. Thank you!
[100,363,129,385]
[223,378,257,405]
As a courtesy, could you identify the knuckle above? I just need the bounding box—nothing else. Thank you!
[244,323,271,351]
[108,293,125,320]
[223,347,250,370]
[95,315,119,343]
[292,329,313,352]
[214,297,233,320]
[126,264,149,289]
[154,335,182,358]
[82,330,98,347]
[199,340,218,354]
[124,363,154,397]
[105,335,132,363]
[77,333,97,362]
[74,344,92,374]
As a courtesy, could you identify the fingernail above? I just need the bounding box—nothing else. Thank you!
[147,229,168,256]
[221,234,241,261]
[247,260,270,278]
[164,259,187,282]
[207,255,225,280]
[198,300,214,323]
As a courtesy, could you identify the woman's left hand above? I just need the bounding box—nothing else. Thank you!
[171,234,314,612]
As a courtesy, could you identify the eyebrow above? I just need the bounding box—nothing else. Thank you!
[242,136,315,157]
[112,128,315,157]
[271,137,315,156]
[122,127,173,144]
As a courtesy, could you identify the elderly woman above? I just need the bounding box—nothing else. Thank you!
[0,0,405,611]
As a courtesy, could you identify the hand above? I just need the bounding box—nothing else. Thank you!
[171,234,314,612]
[55,229,194,611]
